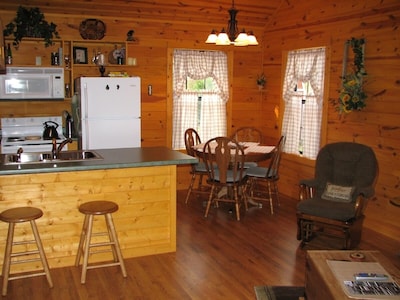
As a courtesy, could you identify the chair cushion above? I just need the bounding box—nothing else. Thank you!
[244,162,258,169]
[321,182,355,203]
[194,162,207,172]
[213,169,247,183]
[246,166,277,178]
[297,198,356,221]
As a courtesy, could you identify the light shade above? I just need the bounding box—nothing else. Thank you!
[215,29,231,45]
[234,29,249,46]
[247,31,259,45]
[205,30,218,44]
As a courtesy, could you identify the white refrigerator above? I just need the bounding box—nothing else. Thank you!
[74,77,141,150]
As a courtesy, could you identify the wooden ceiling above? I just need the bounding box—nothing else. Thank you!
[0,0,283,30]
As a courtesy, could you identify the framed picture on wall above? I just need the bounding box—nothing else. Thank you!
[73,46,88,64]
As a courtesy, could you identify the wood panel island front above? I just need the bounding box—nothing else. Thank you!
[0,147,196,272]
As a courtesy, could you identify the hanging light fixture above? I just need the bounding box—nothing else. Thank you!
[205,0,259,46]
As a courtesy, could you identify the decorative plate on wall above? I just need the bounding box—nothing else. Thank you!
[79,19,106,40]
[108,47,125,64]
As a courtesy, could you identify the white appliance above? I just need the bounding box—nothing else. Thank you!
[1,116,67,154]
[74,77,141,150]
[0,67,65,100]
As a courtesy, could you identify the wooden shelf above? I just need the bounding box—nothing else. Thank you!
[5,38,139,99]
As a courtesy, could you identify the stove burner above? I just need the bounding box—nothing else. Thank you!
[6,137,25,142]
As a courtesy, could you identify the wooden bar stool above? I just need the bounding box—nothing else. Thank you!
[0,207,53,296]
[75,201,127,284]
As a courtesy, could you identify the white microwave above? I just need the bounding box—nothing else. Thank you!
[0,67,64,100]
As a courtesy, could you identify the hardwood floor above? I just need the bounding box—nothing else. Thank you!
[2,190,399,299]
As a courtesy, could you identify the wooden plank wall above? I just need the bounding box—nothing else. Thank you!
[0,11,265,147]
[0,166,177,270]
[263,0,400,239]
[0,0,399,241]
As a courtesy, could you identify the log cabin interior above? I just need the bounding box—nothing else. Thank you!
[0,0,399,299]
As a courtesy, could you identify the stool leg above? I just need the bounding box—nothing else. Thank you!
[75,215,89,267]
[2,223,15,296]
[105,213,127,277]
[30,220,53,288]
[81,215,94,284]
[105,217,118,262]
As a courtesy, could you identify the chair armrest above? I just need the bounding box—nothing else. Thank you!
[354,194,370,217]
[355,186,375,198]
[353,186,375,217]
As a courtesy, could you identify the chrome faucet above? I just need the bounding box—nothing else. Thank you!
[52,138,73,159]
[17,147,24,162]
[52,138,57,159]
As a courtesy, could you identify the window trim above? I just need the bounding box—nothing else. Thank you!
[279,46,330,160]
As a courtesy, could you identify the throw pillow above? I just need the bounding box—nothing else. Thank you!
[321,182,355,203]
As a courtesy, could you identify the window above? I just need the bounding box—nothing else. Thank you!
[186,77,216,91]
[281,47,326,159]
[172,50,228,149]
[185,77,217,130]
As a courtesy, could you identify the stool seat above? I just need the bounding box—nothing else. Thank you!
[75,200,127,284]
[0,207,43,223]
[78,201,119,215]
[0,206,53,296]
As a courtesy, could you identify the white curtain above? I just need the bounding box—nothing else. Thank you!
[172,50,228,149]
[281,48,326,159]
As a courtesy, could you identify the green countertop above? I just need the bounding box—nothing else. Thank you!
[0,147,197,175]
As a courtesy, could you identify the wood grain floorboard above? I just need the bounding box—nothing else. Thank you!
[1,190,399,299]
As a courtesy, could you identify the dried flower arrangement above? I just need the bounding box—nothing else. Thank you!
[337,38,367,114]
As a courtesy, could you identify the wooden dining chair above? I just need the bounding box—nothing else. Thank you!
[230,127,263,169]
[202,136,248,221]
[244,136,286,214]
[184,128,209,204]
[230,127,263,144]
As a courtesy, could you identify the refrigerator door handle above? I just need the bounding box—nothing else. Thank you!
[83,83,89,119]
[84,118,90,150]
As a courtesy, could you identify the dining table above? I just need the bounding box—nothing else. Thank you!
[192,141,275,162]
[192,141,276,206]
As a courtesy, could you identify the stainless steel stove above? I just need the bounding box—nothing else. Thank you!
[1,116,67,154]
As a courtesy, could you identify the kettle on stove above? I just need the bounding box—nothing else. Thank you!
[43,121,60,140]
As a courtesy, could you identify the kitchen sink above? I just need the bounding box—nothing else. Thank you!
[2,150,103,165]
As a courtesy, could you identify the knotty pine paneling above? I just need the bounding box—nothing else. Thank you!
[231,47,267,136]
[0,0,282,30]
[0,165,177,271]
[269,0,397,31]
[1,0,399,243]
[264,0,400,240]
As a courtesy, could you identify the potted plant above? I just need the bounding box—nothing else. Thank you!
[3,6,60,48]
[256,73,266,90]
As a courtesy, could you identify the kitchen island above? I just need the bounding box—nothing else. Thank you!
[0,147,197,271]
